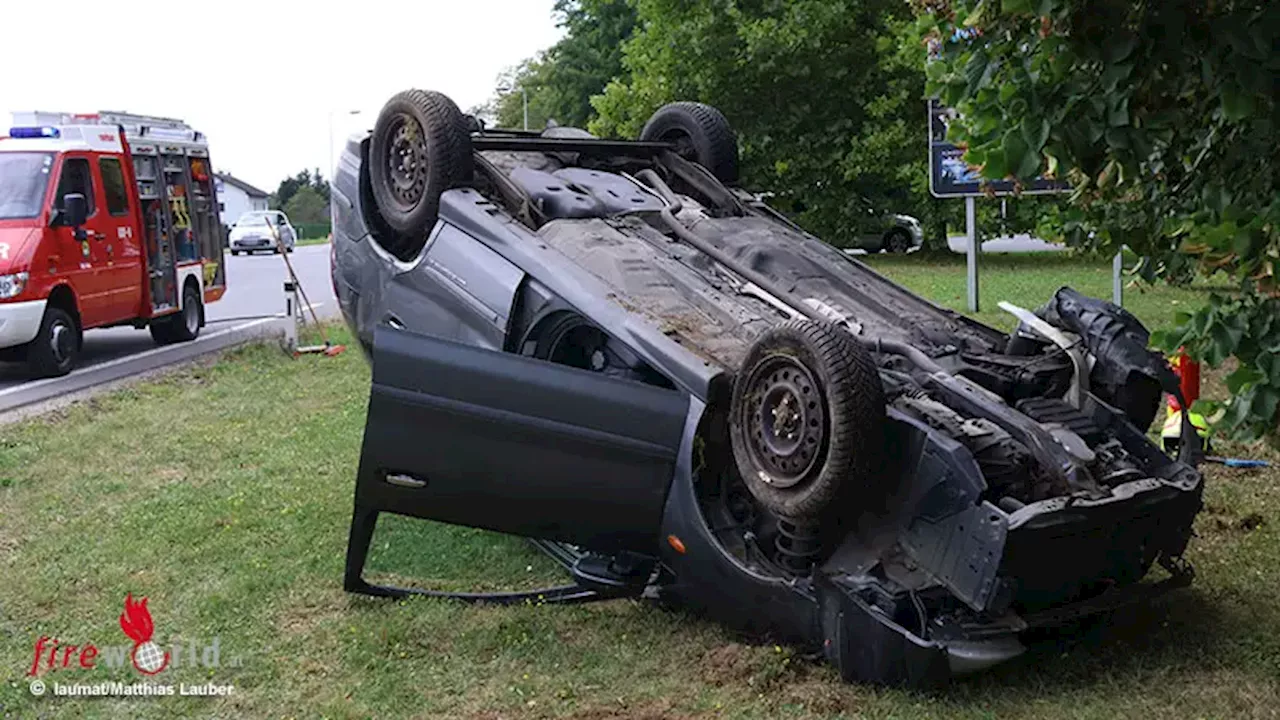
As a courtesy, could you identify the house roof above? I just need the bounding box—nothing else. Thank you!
[214,172,270,199]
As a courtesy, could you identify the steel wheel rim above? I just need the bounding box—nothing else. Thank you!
[49,320,73,364]
[386,115,428,209]
[184,297,199,334]
[742,354,825,488]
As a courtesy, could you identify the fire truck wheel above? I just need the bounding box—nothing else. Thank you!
[151,285,202,345]
[27,306,78,378]
[368,89,473,257]
[171,284,202,342]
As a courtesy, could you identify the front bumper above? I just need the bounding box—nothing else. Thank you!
[0,298,47,348]
[820,556,1193,686]
[231,237,273,251]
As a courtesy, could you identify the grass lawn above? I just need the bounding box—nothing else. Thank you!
[297,236,331,247]
[859,250,1217,334]
[2,258,1278,719]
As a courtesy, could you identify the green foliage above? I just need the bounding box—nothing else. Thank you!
[593,0,948,247]
[283,185,328,225]
[915,0,1280,442]
[295,222,332,240]
[485,0,636,130]
[270,168,330,211]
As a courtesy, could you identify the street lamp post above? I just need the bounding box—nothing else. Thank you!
[328,109,362,180]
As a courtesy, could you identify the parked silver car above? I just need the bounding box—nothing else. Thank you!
[855,209,923,253]
[228,211,296,255]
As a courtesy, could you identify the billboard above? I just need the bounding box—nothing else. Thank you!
[928,99,1070,198]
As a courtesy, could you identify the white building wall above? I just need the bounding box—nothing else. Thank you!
[215,178,269,226]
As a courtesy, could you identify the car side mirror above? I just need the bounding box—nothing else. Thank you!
[56,193,88,228]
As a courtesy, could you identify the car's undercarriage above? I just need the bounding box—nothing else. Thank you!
[335,90,1206,686]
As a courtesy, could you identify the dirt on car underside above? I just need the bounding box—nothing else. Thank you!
[534,208,1002,373]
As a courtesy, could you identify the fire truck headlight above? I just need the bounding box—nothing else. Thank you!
[0,272,30,299]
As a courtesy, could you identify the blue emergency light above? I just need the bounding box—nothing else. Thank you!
[8,126,60,139]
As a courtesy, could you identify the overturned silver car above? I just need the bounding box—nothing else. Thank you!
[330,89,1205,686]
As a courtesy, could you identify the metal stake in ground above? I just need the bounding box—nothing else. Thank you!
[265,222,345,357]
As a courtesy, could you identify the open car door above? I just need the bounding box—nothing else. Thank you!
[345,324,691,600]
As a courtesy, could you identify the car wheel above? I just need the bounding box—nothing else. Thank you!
[368,88,474,257]
[27,305,79,378]
[728,319,886,520]
[639,102,739,184]
[883,229,913,254]
[230,250,239,256]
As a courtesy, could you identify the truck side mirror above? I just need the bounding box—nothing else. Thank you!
[60,193,88,228]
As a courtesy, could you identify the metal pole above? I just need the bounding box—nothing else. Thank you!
[522,88,529,130]
[966,196,979,313]
[1113,248,1124,306]
[283,280,298,351]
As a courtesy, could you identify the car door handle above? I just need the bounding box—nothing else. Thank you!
[384,471,427,489]
[386,315,405,330]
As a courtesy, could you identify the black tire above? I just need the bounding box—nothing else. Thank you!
[27,306,79,378]
[151,284,201,345]
[230,250,239,256]
[729,319,886,519]
[149,320,172,345]
[640,102,738,184]
[368,89,474,257]
[883,229,912,254]
[171,283,202,342]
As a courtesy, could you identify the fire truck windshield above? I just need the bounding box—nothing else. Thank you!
[0,152,54,220]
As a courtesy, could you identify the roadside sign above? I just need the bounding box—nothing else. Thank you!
[928,99,1070,198]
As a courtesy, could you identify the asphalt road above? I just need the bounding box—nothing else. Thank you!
[0,243,338,391]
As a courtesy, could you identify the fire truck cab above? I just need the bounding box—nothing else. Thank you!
[0,111,226,377]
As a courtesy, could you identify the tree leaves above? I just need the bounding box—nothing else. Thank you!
[913,0,1280,443]
[1220,84,1256,121]
[1021,116,1049,152]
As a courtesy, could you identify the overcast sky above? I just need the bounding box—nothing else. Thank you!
[0,0,564,193]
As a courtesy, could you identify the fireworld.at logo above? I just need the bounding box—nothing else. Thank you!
[119,594,169,674]
[27,593,237,677]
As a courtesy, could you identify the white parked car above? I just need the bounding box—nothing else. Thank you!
[229,211,296,255]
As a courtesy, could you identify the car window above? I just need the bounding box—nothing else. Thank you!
[99,158,130,216]
[54,157,96,215]
[237,214,269,226]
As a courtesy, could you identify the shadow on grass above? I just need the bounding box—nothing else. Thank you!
[936,587,1247,699]
[659,583,1241,698]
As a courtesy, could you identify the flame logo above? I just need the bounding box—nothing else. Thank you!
[119,593,170,675]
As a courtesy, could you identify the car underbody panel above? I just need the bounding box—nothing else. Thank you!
[332,107,1205,687]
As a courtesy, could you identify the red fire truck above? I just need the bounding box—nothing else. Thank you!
[0,111,226,377]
